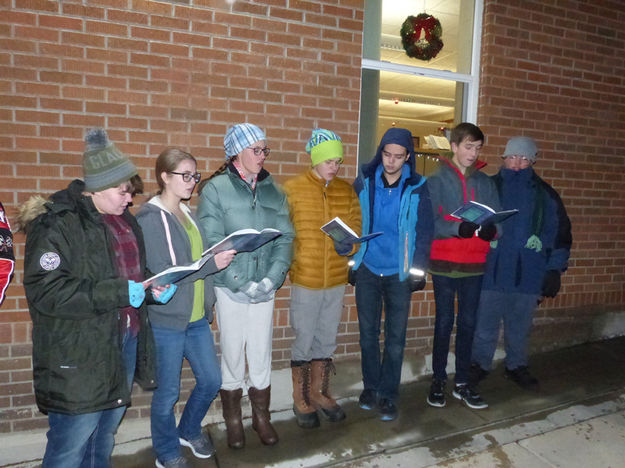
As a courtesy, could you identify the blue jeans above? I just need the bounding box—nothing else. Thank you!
[472,290,539,371]
[43,331,137,468]
[151,318,221,463]
[431,274,483,384]
[355,265,412,402]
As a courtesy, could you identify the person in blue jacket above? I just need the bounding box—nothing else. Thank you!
[471,137,572,402]
[350,127,434,421]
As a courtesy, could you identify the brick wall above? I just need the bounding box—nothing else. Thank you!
[478,0,625,347]
[0,0,364,432]
[1,0,624,434]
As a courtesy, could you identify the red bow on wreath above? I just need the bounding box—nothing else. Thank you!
[400,13,444,61]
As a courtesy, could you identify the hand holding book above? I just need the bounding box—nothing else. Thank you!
[452,201,518,225]
[321,217,382,251]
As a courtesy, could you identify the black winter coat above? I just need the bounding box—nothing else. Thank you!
[21,180,156,415]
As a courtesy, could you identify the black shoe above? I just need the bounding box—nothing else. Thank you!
[359,389,378,410]
[469,363,489,388]
[505,366,539,390]
[378,398,398,421]
[452,384,488,409]
[426,379,446,408]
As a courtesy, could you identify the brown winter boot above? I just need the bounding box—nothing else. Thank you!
[248,386,279,445]
[291,361,320,429]
[310,358,346,422]
[219,388,245,449]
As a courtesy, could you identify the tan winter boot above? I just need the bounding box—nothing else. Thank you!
[248,386,279,445]
[291,361,320,429]
[219,388,245,449]
[310,358,346,422]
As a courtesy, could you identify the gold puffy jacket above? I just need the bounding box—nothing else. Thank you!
[283,170,361,289]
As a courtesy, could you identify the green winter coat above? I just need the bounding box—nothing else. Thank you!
[21,180,156,415]
[197,165,294,293]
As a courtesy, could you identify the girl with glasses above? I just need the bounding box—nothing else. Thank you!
[137,148,236,468]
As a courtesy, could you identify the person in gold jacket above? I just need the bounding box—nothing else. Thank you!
[282,129,361,429]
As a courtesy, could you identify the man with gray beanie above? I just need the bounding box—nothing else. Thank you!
[19,129,175,467]
[469,136,572,402]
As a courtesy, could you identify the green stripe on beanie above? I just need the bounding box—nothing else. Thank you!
[83,128,138,192]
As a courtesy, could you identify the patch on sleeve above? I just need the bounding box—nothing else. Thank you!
[40,252,61,271]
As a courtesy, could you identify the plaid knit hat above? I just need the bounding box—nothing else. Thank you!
[502,136,539,162]
[83,128,138,192]
[305,129,343,166]
[224,123,266,158]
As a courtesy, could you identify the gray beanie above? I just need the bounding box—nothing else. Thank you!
[502,136,538,162]
[83,128,138,192]
[223,123,266,158]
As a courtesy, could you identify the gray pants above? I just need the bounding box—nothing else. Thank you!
[290,285,345,362]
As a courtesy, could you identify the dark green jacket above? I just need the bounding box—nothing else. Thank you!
[21,180,156,415]
[197,165,294,293]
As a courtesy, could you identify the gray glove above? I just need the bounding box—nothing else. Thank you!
[257,277,274,294]
[242,278,275,303]
[241,280,260,298]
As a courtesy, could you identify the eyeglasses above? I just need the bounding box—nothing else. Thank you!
[168,171,201,183]
[247,146,271,157]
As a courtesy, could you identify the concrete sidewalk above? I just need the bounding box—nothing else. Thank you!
[3,337,625,467]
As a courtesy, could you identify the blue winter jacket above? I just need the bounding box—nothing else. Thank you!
[481,166,572,294]
[352,128,434,280]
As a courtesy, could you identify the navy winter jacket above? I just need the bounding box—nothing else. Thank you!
[481,167,572,295]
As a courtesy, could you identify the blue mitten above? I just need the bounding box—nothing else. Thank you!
[128,280,146,308]
[153,284,178,304]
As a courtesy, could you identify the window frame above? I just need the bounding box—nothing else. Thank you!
[359,0,484,160]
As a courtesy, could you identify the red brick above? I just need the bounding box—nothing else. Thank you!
[150,42,189,57]
[107,8,149,25]
[14,0,58,13]
[151,15,189,30]
[86,20,128,37]
[61,3,105,19]
[61,31,106,47]
[39,43,85,58]
[133,0,173,16]
[1,10,37,26]
[130,26,171,42]
[15,82,60,97]
[38,14,83,30]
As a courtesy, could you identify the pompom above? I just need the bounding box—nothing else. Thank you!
[84,128,110,151]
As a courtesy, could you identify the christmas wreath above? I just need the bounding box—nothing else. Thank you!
[400,13,444,61]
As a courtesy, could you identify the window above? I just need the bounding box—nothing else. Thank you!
[359,0,483,173]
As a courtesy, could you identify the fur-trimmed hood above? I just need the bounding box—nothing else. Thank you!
[16,179,93,233]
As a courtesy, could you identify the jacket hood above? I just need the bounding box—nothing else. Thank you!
[138,196,192,217]
[361,128,416,178]
[16,179,89,232]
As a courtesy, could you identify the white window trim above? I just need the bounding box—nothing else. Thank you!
[361,0,484,124]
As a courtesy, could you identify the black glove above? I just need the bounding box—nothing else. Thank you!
[478,224,497,241]
[458,221,479,238]
[347,266,357,286]
[409,274,426,292]
[541,270,561,298]
[333,239,354,256]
